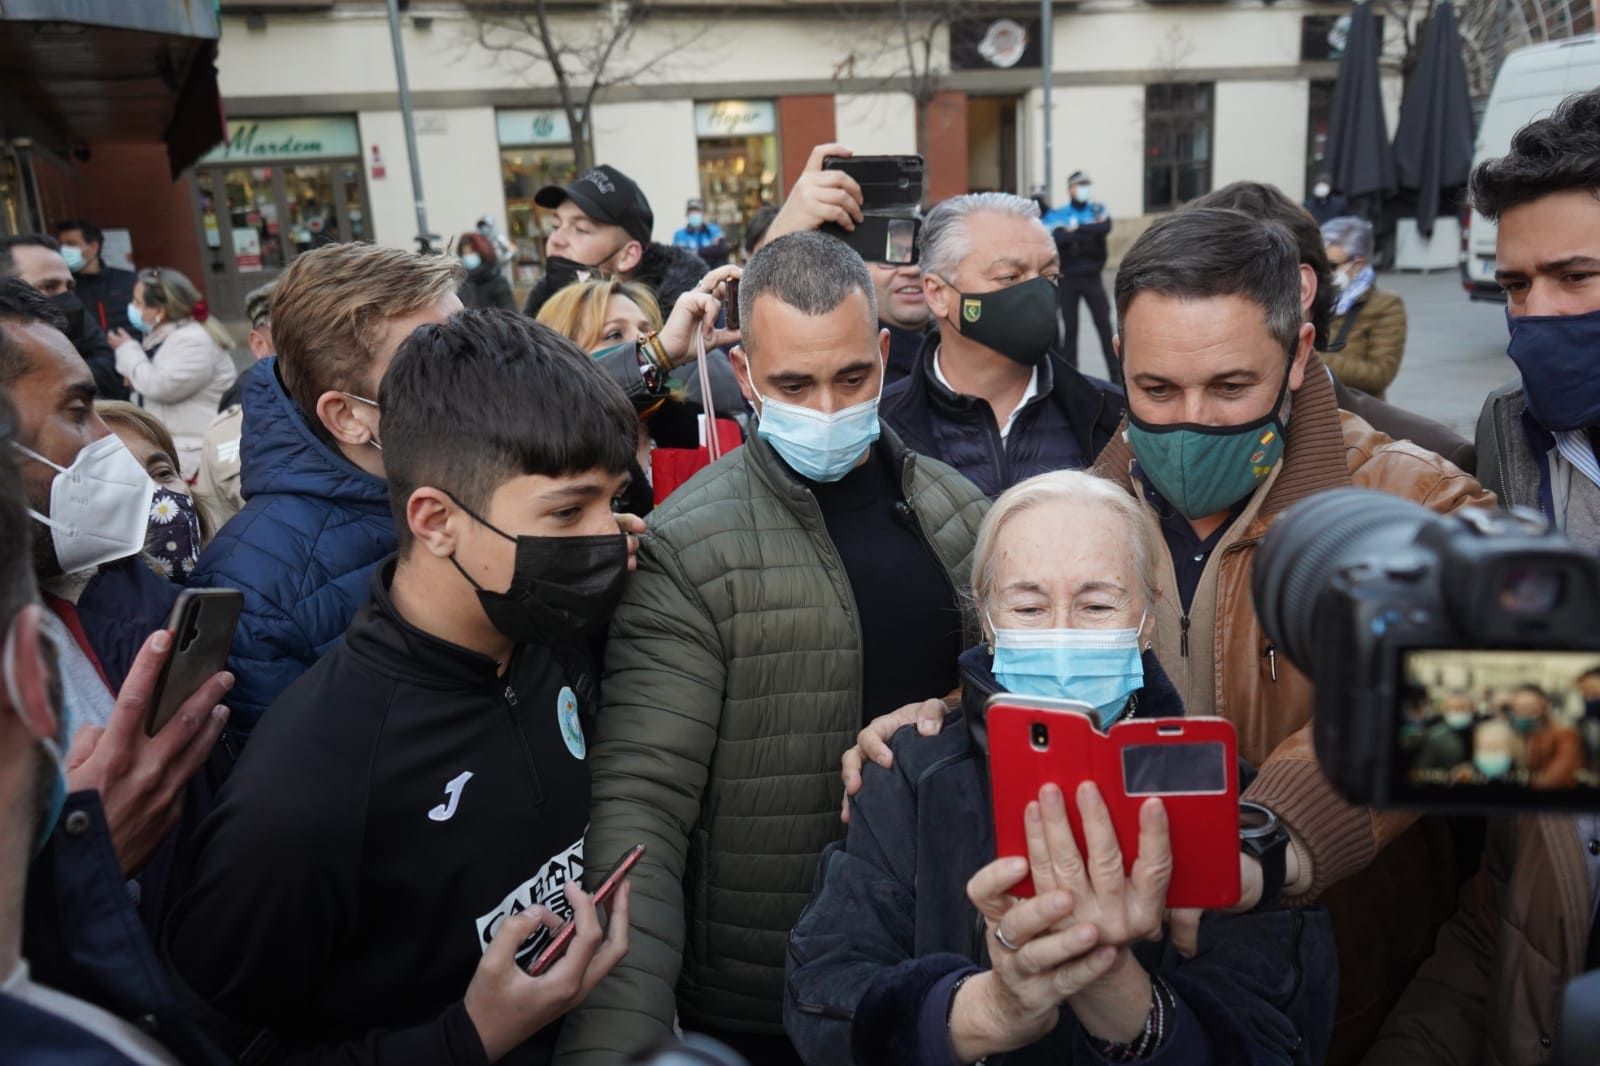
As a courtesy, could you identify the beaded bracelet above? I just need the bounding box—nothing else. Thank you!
[1093,976,1175,1062]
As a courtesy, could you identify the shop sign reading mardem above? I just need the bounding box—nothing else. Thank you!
[694,100,776,138]
[201,117,361,164]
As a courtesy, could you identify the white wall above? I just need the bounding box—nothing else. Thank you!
[357,107,504,251]
[1212,80,1310,200]
[590,100,700,245]
[834,93,917,156]
[1043,85,1148,221]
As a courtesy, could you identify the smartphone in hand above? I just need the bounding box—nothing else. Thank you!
[526,843,644,976]
[145,588,243,737]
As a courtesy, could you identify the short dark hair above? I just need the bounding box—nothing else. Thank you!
[737,230,876,355]
[1471,88,1600,221]
[380,308,637,550]
[1191,182,1335,350]
[0,235,62,279]
[53,219,104,246]
[0,389,38,630]
[0,278,67,388]
[1114,208,1304,356]
[1512,683,1549,705]
[743,204,780,255]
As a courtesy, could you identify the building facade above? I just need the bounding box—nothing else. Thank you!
[196,0,1405,315]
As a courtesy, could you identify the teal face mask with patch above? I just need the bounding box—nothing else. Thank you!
[1125,366,1291,520]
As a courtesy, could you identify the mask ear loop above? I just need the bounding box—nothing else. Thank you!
[4,611,66,771]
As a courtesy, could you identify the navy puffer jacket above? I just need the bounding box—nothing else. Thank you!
[189,358,394,733]
[881,333,1124,499]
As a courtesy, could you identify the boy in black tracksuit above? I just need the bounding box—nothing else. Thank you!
[165,310,647,1065]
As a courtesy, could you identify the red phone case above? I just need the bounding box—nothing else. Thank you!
[987,698,1241,909]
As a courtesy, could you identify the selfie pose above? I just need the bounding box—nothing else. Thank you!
[786,470,1336,1064]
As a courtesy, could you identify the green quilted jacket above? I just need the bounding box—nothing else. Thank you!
[553,428,987,1061]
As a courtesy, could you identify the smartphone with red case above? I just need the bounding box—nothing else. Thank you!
[526,843,644,976]
[987,696,1241,909]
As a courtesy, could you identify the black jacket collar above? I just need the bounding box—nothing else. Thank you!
[344,556,507,689]
[957,645,1185,758]
[884,330,1123,462]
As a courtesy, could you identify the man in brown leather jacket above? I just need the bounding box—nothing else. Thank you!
[1094,207,1495,1062]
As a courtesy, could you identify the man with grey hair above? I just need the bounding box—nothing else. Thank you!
[881,192,1122,498]
[1321,215,1408,400]
[1092,206,1492,1054]
[558,230,986,1064]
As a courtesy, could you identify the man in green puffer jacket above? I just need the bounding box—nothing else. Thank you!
[555,232,988,1064]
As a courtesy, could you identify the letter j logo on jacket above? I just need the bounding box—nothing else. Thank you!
[557,686,585,760]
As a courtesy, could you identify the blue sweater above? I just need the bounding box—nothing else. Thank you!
[189,359,395,732]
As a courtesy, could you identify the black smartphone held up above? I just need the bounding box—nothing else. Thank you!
[821,214,921,266]
[527,843,645,976]
[725,276,740,331]
[145,588,243,737]
[822,154,925,210]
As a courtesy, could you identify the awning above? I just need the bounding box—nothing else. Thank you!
[0,0,226,176]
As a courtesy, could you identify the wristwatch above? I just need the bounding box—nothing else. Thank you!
[1239,801,1291,910]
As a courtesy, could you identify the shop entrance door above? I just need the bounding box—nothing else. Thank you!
[967,95,1020,194]
[192,158,369,327]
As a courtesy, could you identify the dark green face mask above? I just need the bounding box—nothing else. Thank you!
[1126,366,1292,520]
[943,275,1061,367]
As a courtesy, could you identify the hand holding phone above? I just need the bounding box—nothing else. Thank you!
[146,588,243,737]
[987,698,1240,908]
[464,873,633,1062]
[528,843,643,975]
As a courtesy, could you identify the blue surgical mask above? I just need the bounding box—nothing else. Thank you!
[61,245,86,273]
[1505,306,1600,431]
[1473,751,1512,779]
[754,380,883,483]
[687,212,705,228]
[5,610,70,855]
[462,252,483,271]
[990,614,1146,729]
[126,302,150,335]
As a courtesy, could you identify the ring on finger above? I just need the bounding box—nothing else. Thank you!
[994,925,1022,952]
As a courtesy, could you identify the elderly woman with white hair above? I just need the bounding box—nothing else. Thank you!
[785,470,1337,1065]
[1321,215,1408,400]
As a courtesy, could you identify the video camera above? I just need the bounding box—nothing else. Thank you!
[1252,487,1600,812]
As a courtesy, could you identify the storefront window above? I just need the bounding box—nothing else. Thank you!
[193,115,368,321]
[694,101,779,254]
[501,147,577,284]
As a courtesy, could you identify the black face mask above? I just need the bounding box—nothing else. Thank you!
[944,275,1061,367]
[48,291,87,344]
[446,493,630,647]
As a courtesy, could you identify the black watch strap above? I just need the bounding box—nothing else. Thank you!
[1240,801,1290,909]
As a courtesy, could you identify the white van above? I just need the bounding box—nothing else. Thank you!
[1461,34,1600,301]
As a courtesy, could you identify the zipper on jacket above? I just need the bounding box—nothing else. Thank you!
[1263,642,1278,682]
[1180,615,1190,657]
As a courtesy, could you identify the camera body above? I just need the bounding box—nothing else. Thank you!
[1253,488,1600,810]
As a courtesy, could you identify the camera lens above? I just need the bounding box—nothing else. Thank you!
[1253,489,1438,672]
[1498,566,1564,614]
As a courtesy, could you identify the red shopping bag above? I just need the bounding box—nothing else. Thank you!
[649,328,743,505]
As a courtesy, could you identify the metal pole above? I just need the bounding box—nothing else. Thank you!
[385,0,430,246]
[1041,0,1054,200]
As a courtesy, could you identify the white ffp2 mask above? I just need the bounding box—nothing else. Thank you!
[12,436,155,573]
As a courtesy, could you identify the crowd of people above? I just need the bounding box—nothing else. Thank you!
[1,85,1597,1066]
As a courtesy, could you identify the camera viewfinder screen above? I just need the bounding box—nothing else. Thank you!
[1397,649,1600,802]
